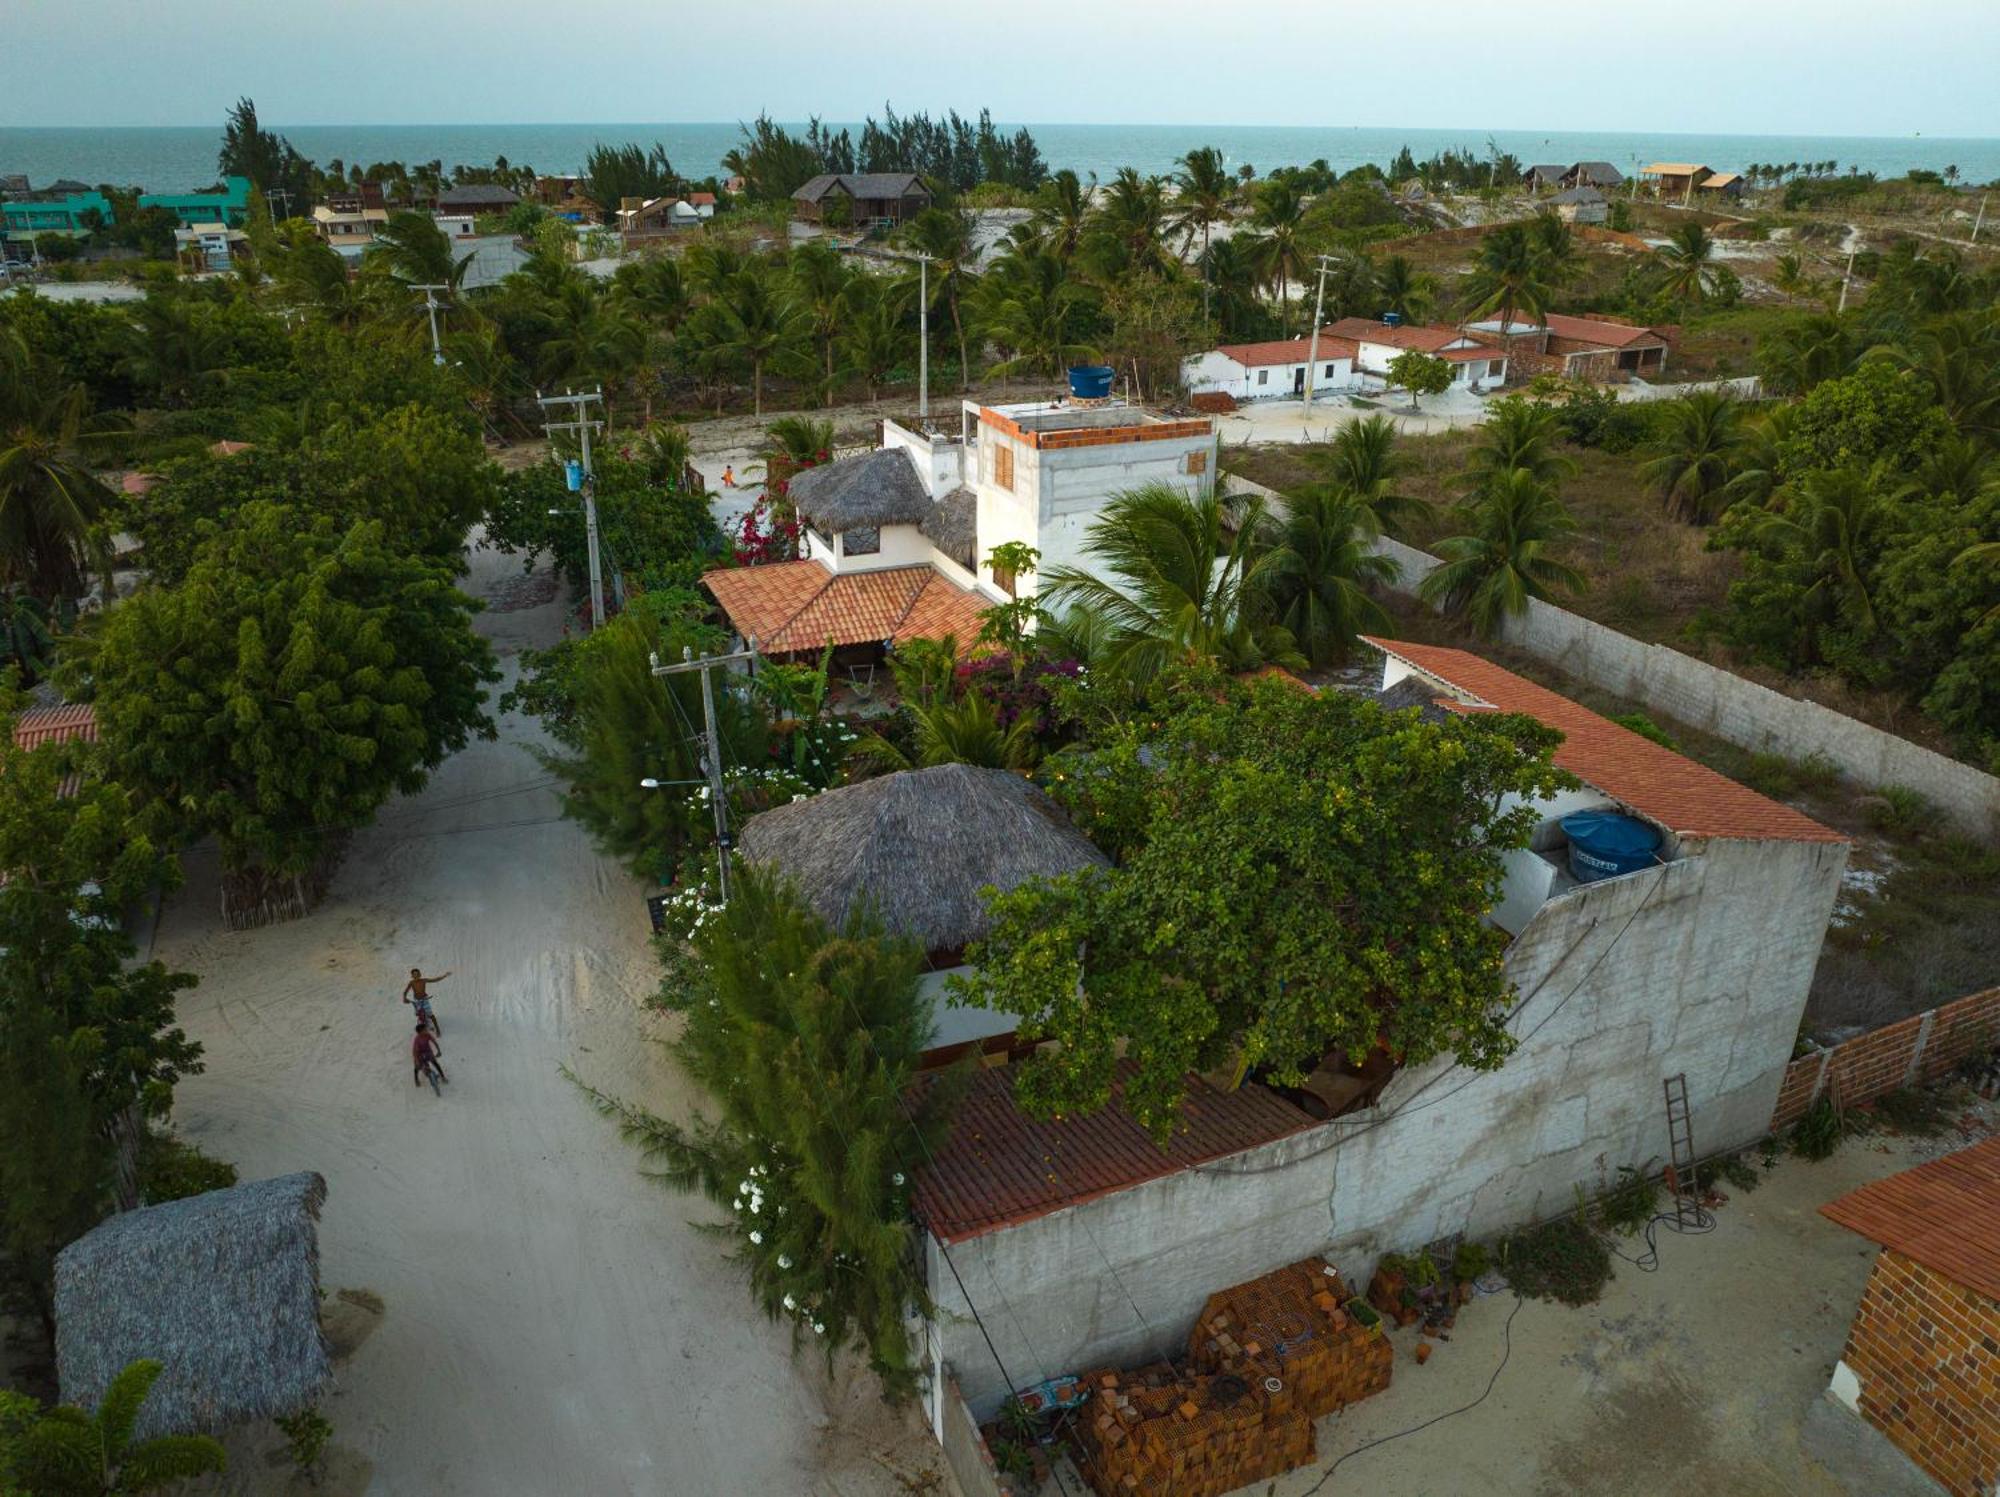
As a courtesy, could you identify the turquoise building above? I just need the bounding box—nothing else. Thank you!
[2,187,115,245]
[137,176,253,228]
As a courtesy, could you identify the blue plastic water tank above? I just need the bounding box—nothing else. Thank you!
[1381,311,1404,327]
[1067,364,1115,399]
[1560,811,1662,883]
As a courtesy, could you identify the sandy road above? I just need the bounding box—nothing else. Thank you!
[158,538,948,1495]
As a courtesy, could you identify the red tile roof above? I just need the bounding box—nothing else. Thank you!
[1325,318,1464,352]
[912,1066,1315,1244]
[1360,638,1844,844]
[1211,334,1359,368]
[702,560,992,656]
[1441,345,1503,363]
[1541,313,1673,349]
[13,704,98,799]
[687,191,717,206]
[1820,1138,2000,1301]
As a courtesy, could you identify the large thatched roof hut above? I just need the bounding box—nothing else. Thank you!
[55,1171,332,1438]
[739,763,1108,961]
[787,447,932,536]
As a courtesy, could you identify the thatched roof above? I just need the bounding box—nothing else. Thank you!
[739,764,1108,955]
[920,485,978,568]
[789,448,932,534]
[1371,676,1457,724]
[56,1172,332,1438]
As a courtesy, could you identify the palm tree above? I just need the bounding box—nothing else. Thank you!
[1375,255,1434,325]
[1771,251,1816,304]
[1639,389,1750,523]
[836,277,913,402]
[611,253,691,332]
[1718,402,1797,510]
[1083,168,1170,282]
[1248,179,1309,333]
[906,206,978,390]
[0,338,114,604]
[1027,169,1091,263]
[1168,146,1234,261]
[1461,223,1558,335]
[853,687,1040,773]
[1200,236,1268,338]
[2,1358,226,1495]
[1250,486,1400,666]
[1654,222,1720,303]
[1750,467,1885,640]
[787,238,854,403]
[1316,414,1421,536]
[1759,312,1856,395]
[370,209,473,291]
[1418,468,1586,638]
[978,247,1101,379]
[697,268,808,416]
[1526,210,1578,289]
[119,297,229,408]
[1881,311,2000,443]
[444,321,524,434]
[1039,483,1301,685]
[1460,397,1575,495]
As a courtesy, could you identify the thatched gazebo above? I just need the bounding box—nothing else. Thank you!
[55,1171,332,1438]
[787,447,932,538]
[739,763,1109,963]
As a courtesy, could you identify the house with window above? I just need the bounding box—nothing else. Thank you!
[138,177,251,229]
[1324,317,1508,390]
[1642,162,1714,202]
[174,222,248,273]
[1462,312,1675,382]
[1562,161,1624,191]
[916,637,1850,1423]
[1181,333,1358,402]
[1,185,113,255]
[791,172,932,227]
[312,183,389,257]
[434,183,520,218]
[1550,184,1609,225]
[1695,171,1745,201]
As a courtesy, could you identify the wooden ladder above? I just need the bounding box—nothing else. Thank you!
[1663,1074,1702,1227]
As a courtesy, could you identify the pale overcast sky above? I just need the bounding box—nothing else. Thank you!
[5,0,1996,137]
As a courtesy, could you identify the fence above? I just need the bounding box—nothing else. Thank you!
[1769,986,2000,1130]
[1226,476,2000,841]
[938,1374,1019,1497]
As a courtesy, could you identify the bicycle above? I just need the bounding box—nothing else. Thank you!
[417,1056,446,1097]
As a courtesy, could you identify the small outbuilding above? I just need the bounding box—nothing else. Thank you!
[1820,1138,2000,1497]
[1563,160,1624,190]
[1550,184,1609,225]
[1643,162,1714,201]
[55,1172,332,1439]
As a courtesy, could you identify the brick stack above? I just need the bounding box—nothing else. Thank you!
[1069,1258,1392,1497]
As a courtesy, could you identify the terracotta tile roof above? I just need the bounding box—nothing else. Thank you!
[1643,163,1710,176]
[13,703,98,799]
[1441,346,1502,363]
[1326,318,1464,353]
[687,191,717,206]
[701,560,991,656]
[1359,638,1845,844]
[1820,1138,2000,1301]
[912,1066,1316,1244]
[1211,334,1358,368]
[1542,313,1672,349]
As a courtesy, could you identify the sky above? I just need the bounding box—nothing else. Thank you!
[5,0,1998,138]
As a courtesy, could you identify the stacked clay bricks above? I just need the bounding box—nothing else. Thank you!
[1069,1257,1391,1496]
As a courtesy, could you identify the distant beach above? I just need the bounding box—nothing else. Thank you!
[3,120,1997,195]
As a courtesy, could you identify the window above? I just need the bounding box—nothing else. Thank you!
[992,443,1014,492]
[1185,449,1209,477]
[1324,364,1337,377]
[844,527,880,556]
[1256,369,1269,386]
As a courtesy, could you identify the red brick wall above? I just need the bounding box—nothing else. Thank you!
[1771,986,2000,1130]
[1840,1248,2000,1497]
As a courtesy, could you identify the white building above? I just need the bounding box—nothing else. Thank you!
[1326,316,1508,389]
[1181,333,1358,403]
[432,211,476,239]
[173,222,247,273]
[917,636,1849,1422]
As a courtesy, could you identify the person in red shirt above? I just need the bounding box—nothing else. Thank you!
[413,1023,448,1088]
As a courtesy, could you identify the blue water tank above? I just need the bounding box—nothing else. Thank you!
[1381,311,1404,327]
[1561,811,1662,883]
[1067,364,1115,399]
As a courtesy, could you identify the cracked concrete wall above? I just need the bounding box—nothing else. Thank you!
[932,833,1848,1416]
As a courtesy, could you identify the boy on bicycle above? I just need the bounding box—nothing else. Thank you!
[413,1023,448,1088]
[402,967,451,1037]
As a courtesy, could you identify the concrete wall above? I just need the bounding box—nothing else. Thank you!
[881,419,966,498]
[937,1373,1019,1497]
[933,831,1847,1415]
[1233,478,2000,840]
[831,522,935,572]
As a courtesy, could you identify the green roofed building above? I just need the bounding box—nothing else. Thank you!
[2,187,114,248]
[137,175,252,228]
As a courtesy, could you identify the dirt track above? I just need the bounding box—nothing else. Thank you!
[159,537,948,1495]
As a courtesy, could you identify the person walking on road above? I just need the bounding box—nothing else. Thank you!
[403,967,450,1037]
[413,1023,448,1089]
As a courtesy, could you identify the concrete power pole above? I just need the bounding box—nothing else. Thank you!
[412,283,450,366]
[536,388,607,632]
[1301,254,1337,416]
[649,644,760,903]
[1837,248,1858,314]
[1973,195,1988,245]
[916,251,932,421]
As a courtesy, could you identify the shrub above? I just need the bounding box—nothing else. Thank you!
[1694,1150,1763,1193]
[1501,1216,1612,1305]
[137,1131,238,1204]
[1790,1094,1851,1160]
[1870,1085,1956,1138]
[1597,1164,1663,1235]
[274,1407,333,1479]
[1611,712,1677,750]
[1452,1240,1492,1281]
[1867,784,1936,836]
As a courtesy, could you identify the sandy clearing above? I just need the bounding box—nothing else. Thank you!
[158,537,949,1496]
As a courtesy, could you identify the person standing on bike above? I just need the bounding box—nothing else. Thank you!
[402,967,451,1037]
[413,1023,448,1089]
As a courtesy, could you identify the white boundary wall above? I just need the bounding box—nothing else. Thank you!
[1229,476,2000,840]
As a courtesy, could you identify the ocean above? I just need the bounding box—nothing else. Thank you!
[3,121,1996,196]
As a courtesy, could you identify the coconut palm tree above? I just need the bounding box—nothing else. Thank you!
[1039,483,1301,685]
[1639,389,1751,523]
[1718,402,1797,510]
[786,238,854,404]
[1461,223,1558,337]
[611,253,691,332]
[1771,251,1817,304]
[905,206,978,390]
[1750,466,1886,639]
[1248,179,1309,333]
[1250,486,1400,666]
[1200,236,1268,339]
[444,321,524,435]
[1027,168,1091,263]
[978,247,1101,379]
[1880,311,2000,443]
[1653,222,1721,303]
[851,686,1040,773]
[1168,147,1234,259]
[1375,255,1434,326]
[693,268,809,416]
[1083,168,1170,282]
[1418,468,1585,637]
[0,339,114,604]
[118,297,230,409]
[1315,413,1422,537]
[370,209,473,291]
[1460,397,1575,495]
[1526,210,1578,289]
[836,278,913,402]
[1758,312,1857,394]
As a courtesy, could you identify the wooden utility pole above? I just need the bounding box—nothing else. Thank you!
[650,644,759,902]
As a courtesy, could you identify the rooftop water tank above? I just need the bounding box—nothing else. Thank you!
[1560,811,1662,883]
[1381,311,1404,327]
[1067,364,1115,400]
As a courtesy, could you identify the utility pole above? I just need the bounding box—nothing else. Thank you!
[1837,247,1857,313]
[915,251,932,420]
[268,188,294,224]
[536,388,606,632]
[412,283,450,366]
[1973,195,1988,245]
[1301,253,1337,415]
[650,644,760,903]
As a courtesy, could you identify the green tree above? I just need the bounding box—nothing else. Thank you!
[973,543,1044,674]
[690,268,809,417]
[1418,468,1586,637]
[787,239,855,400]
[572,870,962,1397]
[1199,236,1271,340]
[977,246,1102,379]
[1462,222,1559,334]
[117,297,230,409]
[0,1358,226,1495]
[1713,465,1890,661]
[1375,255,1435,325]
[1082,169,1170,283]
[1653,222,1721,303]
[0,333,114,604]
[1027,168,1091,262]
[367,211,474,293]
[1461,396,1576,493]
[1777,360,1956,478]
[1249,179,1309,333]
[906,207,979,390]
[79,504,496,915]
[836,276,913,402]
[217,95,311,204]
[852,686,1040,773]
[582,141,679,219]
[1039,484,1298,685]
[1385,349,1452,412]
[1250,486,1399,666]
[1315,413,1421,537]
[953,670,1567,1136]
[1639,389,1751,523]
